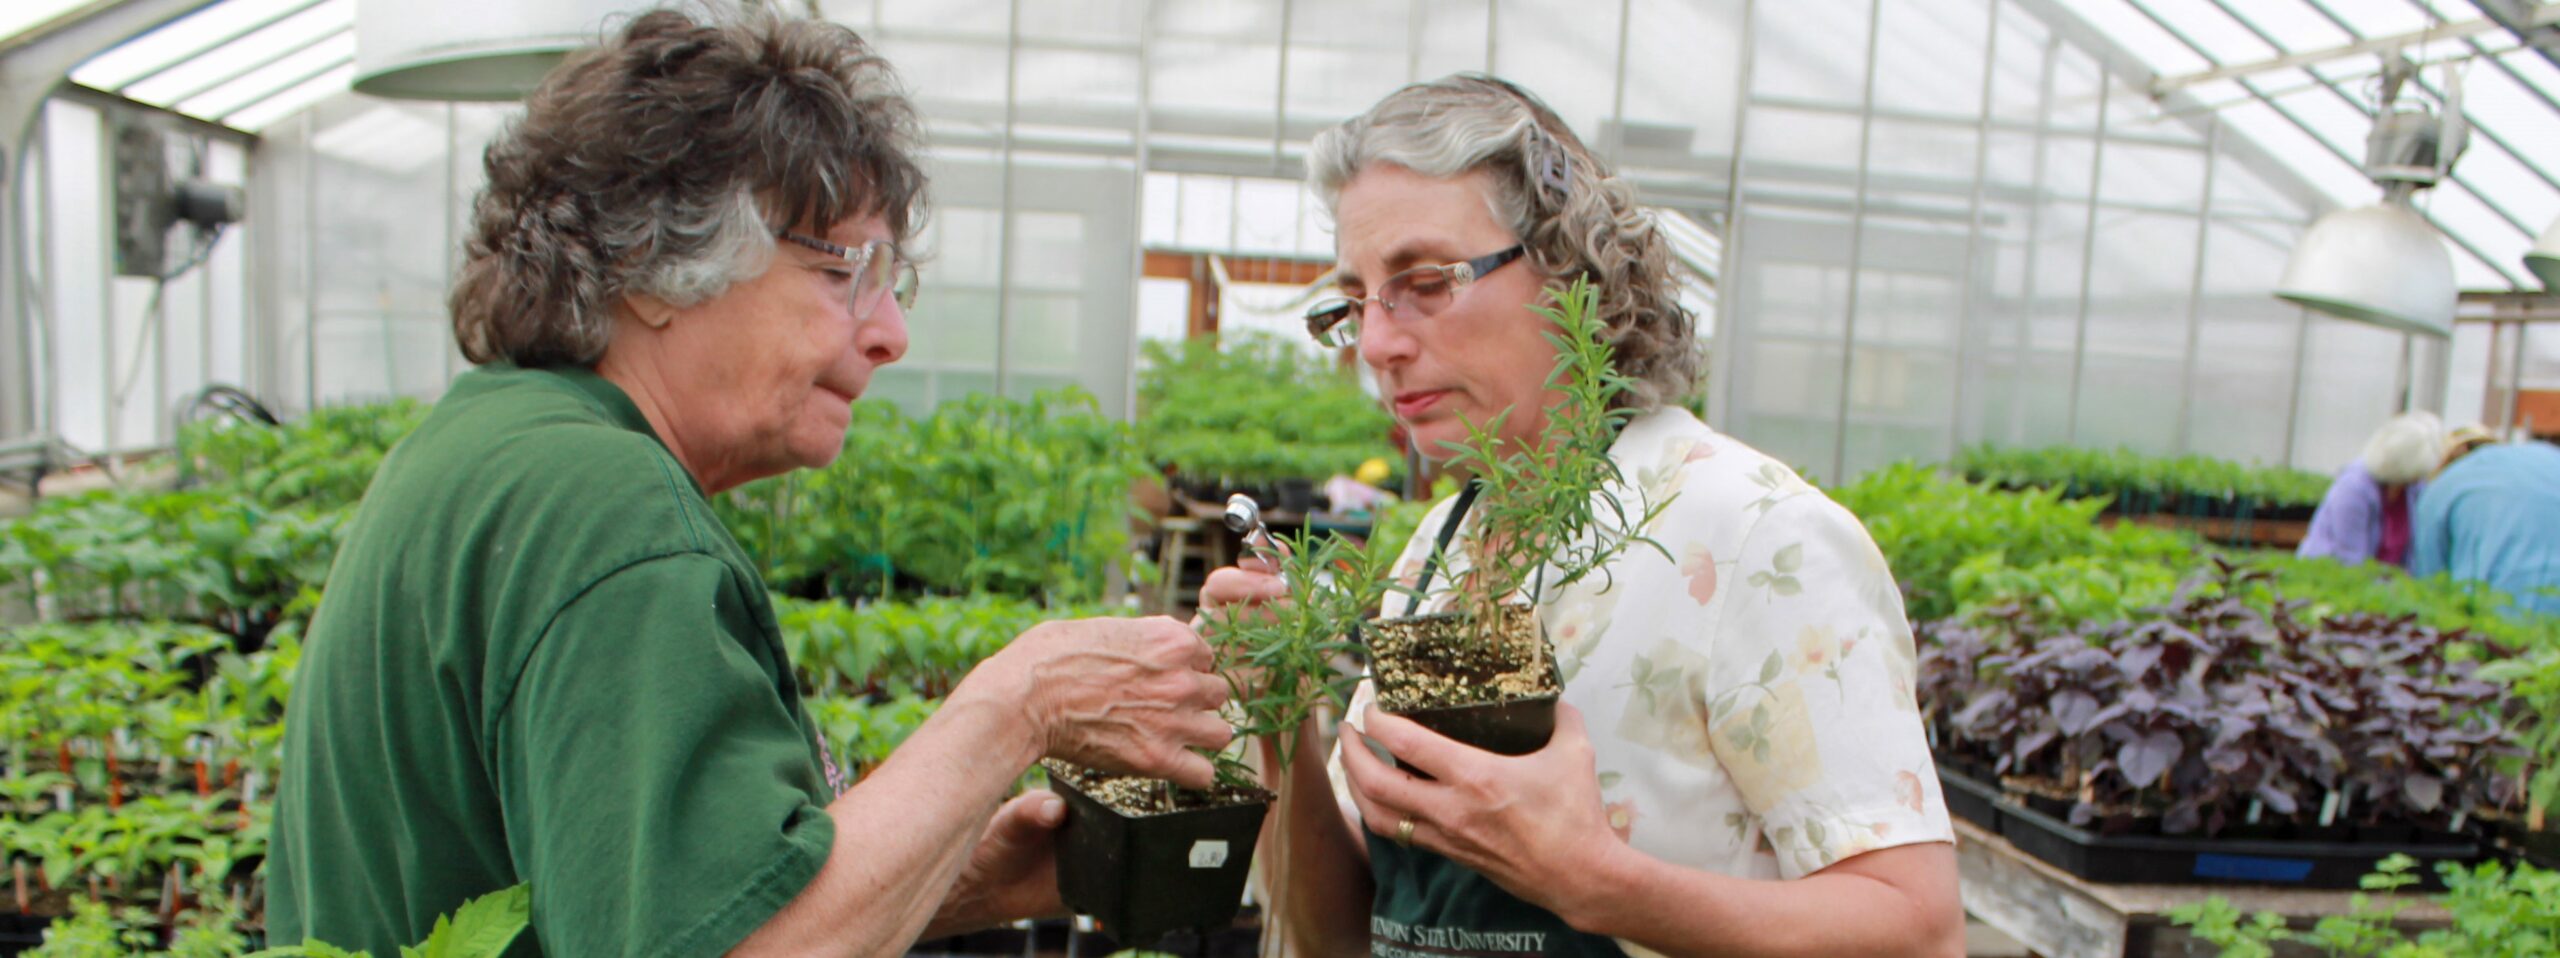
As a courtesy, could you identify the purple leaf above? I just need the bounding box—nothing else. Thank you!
[2117,644,2165,680]
[2118,730,2183,790]
[2253,783,2300,816]
[2053,690,2102,736]
[2402,774,2444,813]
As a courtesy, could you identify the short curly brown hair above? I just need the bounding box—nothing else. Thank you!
[450,6,927,367]
[1308,74,1703,412]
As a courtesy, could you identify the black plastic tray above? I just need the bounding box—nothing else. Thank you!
[1993,790,2483,889]
[1935,762,2003,833]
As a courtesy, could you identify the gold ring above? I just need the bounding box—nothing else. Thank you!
[1394,817,1416,847]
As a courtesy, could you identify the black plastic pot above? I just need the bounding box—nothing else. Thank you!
[0,913,53,957]
[1049,774,1272,948]
[1274,477,1317,514]
[1371,607,1560,756]
[1393,692,1559,757]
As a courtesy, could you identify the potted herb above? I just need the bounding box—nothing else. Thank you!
[1048,515,1396,946]
[1365,278,1668,755]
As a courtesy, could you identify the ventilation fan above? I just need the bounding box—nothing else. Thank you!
[111,110,244,280]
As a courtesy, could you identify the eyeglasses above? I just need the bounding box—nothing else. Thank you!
[1304,245,1526,348]
[779,231,920,321]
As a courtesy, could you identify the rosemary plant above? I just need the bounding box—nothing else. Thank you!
[1202,528,1406,786]
[1430,276,1672,641]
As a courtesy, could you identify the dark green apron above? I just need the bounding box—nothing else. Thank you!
[1365,482,1625,957]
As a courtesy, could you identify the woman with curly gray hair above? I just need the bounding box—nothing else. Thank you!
[1201,75,1961,956]
[267,8,1231,956]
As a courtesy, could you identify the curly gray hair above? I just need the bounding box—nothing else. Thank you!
[1307,74,1702,412]
[451,5,927,367]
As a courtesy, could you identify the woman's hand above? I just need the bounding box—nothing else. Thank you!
[1197,552,1290,624]
[923,791,1069,937]
[1338,701,1623,919]
[965,615,1233,788]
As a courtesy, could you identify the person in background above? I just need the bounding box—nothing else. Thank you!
[2297,412,2445,568]
[2440,422,2496,473]
[2410,437,2560,617]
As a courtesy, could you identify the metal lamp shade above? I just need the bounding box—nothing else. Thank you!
[354,0,638,101]
[2530,215,2560,291]
[2275,202,2457,338]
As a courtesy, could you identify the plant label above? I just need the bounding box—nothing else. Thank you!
[1188,840,1230,869]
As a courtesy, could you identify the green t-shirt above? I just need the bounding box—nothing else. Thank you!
[267,364,838,957]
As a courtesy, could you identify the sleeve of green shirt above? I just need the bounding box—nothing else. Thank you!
[494,552,837,957]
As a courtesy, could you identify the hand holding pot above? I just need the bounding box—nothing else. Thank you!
[974,615,1233,789]
[928,791,1070,931]
[1340,700,1624,917]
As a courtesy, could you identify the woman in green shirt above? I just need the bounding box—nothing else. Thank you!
[266,9,1231,956]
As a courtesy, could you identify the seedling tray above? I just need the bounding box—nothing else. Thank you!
[1992,788,2482,889]
[1935,762,2003,834]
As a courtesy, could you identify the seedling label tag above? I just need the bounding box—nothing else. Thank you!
[1188,840,1229,868]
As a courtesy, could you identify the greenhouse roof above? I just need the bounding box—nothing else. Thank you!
[8,0,2558,291]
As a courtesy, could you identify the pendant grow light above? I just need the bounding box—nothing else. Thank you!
[2529,216,2559,292]
[2275,57,2466,338]
[352,0,636,101]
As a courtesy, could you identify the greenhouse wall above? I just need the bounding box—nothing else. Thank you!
[6,0,2502,478]
[1709,0,2449,481]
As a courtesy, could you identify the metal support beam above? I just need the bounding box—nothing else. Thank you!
[2005,35,2062,446]
[992,0,1020,400]
[1828,0,1884,482]
[1949,0,2002,461]
[2470,0,2560,73]
[2174,118,2219,454]
[2063,73,2110,445]
[2146,11,2544,96]
[1706,0,1754,429]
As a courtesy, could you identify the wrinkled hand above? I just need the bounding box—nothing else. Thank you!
[1339,701,1622,916]
[1002,616,1232,788]
[936,791,1070,930]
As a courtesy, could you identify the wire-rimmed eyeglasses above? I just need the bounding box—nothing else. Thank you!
[1303,245,1527,349]
[779,231,920,321]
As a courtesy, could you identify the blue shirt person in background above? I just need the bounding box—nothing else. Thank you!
[2410,441,2560,617]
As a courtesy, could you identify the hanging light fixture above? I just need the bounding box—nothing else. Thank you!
[353,0,639,101]
[2275,57,2466,337]
[2529,215,2560,291]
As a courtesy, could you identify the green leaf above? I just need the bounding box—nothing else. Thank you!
[1760,651,1783,685]
[413,884,532,958]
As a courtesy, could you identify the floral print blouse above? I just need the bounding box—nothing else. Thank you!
[1333,405,1953,954]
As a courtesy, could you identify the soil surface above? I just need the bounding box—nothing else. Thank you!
[1368,604,1559,712]
[1043,761,1270,817]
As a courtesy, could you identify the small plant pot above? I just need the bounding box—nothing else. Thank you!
[1392,692,1560,757]
[1046,766,1272,947]
[1368,605,1560,756]
[1274,477,1317,514]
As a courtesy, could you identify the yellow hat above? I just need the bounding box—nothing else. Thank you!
[1355,457,1393,486]
[2446,423,2494,452]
